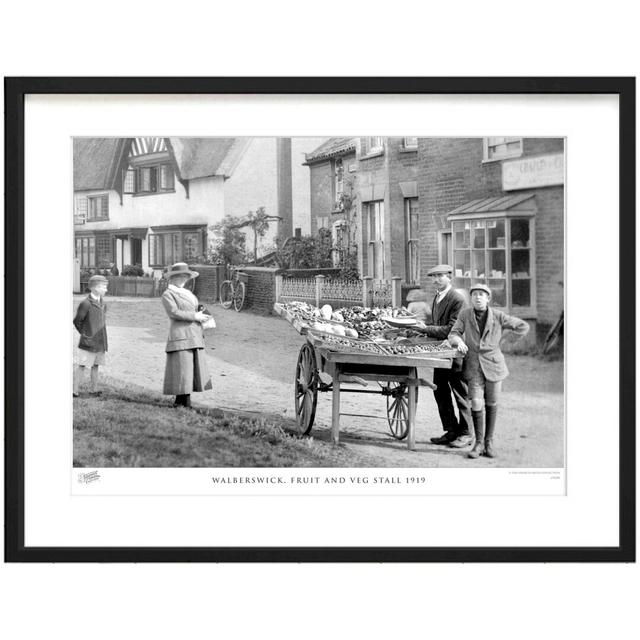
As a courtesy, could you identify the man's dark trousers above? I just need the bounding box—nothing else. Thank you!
[433,365,472,437]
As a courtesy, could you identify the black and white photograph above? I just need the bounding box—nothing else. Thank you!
[72,136,565,473]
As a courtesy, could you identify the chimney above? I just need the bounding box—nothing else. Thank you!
[276,138,293,239]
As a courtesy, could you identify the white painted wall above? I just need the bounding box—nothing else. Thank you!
[292,137,326,235]
[222,137,326,256]
[74,175,226,233]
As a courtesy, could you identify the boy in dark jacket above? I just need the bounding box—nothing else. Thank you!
[448,284,530,459]
[73,275,109,397]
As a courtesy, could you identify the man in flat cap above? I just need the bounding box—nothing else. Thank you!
[416,265,472,447]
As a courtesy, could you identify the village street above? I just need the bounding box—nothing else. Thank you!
[77,296,565,469]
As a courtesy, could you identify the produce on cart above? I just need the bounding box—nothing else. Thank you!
[274,301,458,450]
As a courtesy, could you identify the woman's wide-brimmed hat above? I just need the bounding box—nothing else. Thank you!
[165,262,199,279]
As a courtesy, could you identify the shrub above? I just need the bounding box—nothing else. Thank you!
[122,264,144,277]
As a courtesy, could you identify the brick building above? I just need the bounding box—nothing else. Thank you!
[418,137,565,339]
[305,137,420,282]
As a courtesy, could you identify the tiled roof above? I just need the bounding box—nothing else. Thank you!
[304,137,356,164]
[447,193,536,216]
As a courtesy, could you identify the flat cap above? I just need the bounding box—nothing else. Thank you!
[427,264,453,276]
[88,275,108,286]
[469,283,491,296]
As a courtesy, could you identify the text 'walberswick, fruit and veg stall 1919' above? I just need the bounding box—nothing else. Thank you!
[274,301,459,450]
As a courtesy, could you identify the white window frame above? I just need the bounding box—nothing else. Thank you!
[404,197,419,284]
[365,200,385,279]
[483,137,523,161]
[362,137,384,157]
[403,137,418,150]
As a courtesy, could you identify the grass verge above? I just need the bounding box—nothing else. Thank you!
[74,377,369,468]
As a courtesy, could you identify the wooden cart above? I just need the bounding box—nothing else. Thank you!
[275,304,457,451]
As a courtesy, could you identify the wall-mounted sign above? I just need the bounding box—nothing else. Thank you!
[502,153,564,191]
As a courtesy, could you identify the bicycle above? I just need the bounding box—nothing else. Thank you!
[219,267,248,312]
[542,310,564,354]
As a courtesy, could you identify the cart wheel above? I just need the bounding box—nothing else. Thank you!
[383,382,419,440]
[233,281,246,312]
[220,280,233,309]
[294,343,318,435]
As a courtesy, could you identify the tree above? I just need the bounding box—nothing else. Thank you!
[228,206,282,262]
[207,215,249,265]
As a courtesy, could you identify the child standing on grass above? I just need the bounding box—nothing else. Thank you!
[73,274,109,397]
[448,283,530,459]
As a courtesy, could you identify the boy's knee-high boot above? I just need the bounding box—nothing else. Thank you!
[468,410,485,458]
[484,405,497,458]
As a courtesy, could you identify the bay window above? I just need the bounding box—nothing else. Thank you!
[452,216,535,313]
[149,229,203,267]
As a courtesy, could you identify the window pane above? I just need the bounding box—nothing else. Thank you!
[488,278,507,306]
[472,220,485,248]
[404,137,418,148]
[472,250,485,278]
[88,237,95,267]
[487,219,505,248]
[184,232,199,260]
[511,218,531,248]
[454,249,471,278]
[512,279,531,306]
[124,168,136,193]
[454,221,470,248]
[487,250,505,277]
[160,164,174,190]
[140,167,151,192]
[149,235,157,265]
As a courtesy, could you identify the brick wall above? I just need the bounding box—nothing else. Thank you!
[242,266,279,313]
[387,138,420,282]
[309,151,357,234]
[191,264,225,303]
[417,137,565,341]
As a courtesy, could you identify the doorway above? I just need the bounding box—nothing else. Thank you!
[131,238,142,266]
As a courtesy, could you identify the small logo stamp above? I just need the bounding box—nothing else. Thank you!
[78,470,101,484]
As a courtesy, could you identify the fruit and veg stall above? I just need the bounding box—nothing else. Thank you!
[274,301,458,451]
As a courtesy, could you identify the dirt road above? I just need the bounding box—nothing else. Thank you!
[77,296,565,468]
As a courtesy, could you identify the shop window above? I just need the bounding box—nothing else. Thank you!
[483,137,523,161]
[452,216,534,312]
[404,197,419,284]
[87,194,109,221]
[362,137,384,156]
[365,200,385,279]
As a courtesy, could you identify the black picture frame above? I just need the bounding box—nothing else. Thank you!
[4,76,635,563]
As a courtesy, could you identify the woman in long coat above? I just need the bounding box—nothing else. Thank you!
[161,263,213,407]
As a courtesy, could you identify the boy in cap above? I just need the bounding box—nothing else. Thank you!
[448,284,530,458]
[415,264,472,447]
[73,274,109,397]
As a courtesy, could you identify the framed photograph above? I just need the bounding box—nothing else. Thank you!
[4,77,635,562]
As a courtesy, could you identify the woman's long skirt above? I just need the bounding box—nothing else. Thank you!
[163,348,212,395]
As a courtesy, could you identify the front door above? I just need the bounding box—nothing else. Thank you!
[131,238,142,266]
